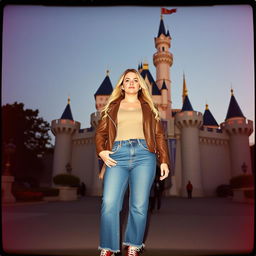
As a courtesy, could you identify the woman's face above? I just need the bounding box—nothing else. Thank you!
[122,72,141,95]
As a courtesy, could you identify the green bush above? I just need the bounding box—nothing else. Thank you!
[53,173,80,187]
[216,184,233,197]
[230,174,254,189]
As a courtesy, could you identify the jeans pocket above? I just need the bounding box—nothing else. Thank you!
[112,143,121,153]
[139,140,149,151]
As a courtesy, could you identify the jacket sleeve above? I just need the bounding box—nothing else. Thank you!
[95,114,108,156]
[155,119,171,168]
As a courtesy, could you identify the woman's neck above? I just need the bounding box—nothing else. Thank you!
[123,94,139,103]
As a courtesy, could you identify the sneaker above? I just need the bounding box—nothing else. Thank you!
[126,246,140,256]
[100,249,115,256]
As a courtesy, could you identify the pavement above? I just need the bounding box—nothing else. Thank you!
[1,196,255,256]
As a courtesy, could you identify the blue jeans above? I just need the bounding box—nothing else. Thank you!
[99,139,157,253]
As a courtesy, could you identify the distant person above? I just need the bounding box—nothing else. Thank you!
[186,181,193,199]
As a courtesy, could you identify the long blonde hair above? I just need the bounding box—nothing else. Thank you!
[100,69,160,121]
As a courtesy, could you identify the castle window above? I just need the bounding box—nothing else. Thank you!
[162,47,165,51]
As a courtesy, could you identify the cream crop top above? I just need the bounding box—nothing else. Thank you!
[115,107,145,141]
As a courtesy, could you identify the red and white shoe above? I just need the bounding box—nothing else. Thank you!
[126,246,141,256]
[100,249,115,256]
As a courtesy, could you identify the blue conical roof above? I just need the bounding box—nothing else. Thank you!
[181,95,193,111]
[152,82,161,95]
[225,92,244,120]
[94,75,113,99]
[157,18,167,37]
[61,103,74,121]
[140,69,155,85]
[203,106,218,127]
[161,80,168,90]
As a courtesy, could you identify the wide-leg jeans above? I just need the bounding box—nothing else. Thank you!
[99,139,156,253]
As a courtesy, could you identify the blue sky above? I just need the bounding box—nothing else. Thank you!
[2,5,254,145]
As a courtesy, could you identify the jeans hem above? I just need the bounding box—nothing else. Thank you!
[98,246,120,253]
[122,242,145,250]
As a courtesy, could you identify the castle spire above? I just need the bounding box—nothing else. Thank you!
[182,73,188,103]
[203,104,219,127]
[157,16,167,37]
[94,72,113,99]
[61,97,74,121]
[225,88,245,121]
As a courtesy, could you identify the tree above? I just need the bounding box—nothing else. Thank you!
[2,102,53,185]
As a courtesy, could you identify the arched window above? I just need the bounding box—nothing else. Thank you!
[162,46,165,51]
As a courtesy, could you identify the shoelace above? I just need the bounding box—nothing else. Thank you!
[128,246,140,256]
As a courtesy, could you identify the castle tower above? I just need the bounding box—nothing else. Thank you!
[153,15,173,119]
[220,89,253,176]
[94,70,113,111]
[175,91,204,197]
[51,97,80,185]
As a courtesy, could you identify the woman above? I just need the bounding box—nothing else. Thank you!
[95,68,170,256]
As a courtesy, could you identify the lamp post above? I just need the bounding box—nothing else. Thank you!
[2,139,16,203]
[241,162,248,174]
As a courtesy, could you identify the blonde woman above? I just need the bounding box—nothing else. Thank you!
[95,68,170,256]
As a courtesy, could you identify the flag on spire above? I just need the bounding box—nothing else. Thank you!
[161,8,177,15]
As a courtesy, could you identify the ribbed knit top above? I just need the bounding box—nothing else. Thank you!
[115,107,145,141]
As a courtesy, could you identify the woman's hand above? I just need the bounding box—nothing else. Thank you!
[99,150,117,168]
[160,163,169,181]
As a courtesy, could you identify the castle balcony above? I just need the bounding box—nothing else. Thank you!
[220,118,253,136]
[175,111,203,129]
[154,37,171,48]
[153,51,173,66]
[199,127,229,145]
[51,119,80,136]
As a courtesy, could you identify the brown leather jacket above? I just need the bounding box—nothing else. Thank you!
[95,96,170,166]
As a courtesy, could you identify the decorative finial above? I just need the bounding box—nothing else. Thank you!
[230,83,234,95]
[106,70,110,76]
[183,72,188,96]
[205,104,209,110]
[68,96,70,104]
[160,14,163,20]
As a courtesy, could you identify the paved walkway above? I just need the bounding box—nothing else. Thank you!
[2,196,254,256]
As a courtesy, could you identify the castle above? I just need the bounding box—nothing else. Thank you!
[51,16,253,197]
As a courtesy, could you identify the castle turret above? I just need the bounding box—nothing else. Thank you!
[94,70,113,111]
[153,15,173,119]
[138,62,143,73]
[220,89,253,176]
[51,97,80,185]
[175,90,204,197]
[161,79,168,109]
[203,104,219,128]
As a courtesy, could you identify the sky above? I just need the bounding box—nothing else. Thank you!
[2,4,255,145]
